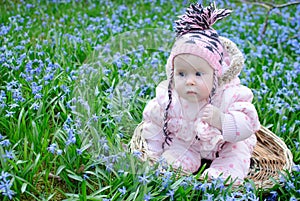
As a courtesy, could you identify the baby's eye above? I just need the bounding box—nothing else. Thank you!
[178,72,185,77]
[196,72,203,76]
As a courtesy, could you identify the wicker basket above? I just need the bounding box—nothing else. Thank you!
[129,123,294,189]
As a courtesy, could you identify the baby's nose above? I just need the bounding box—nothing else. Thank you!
[186,76,196,85]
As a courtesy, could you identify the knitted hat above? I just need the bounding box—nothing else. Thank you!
[169,2,232,77]
[161,3,233,148]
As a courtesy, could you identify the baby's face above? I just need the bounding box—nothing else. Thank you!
[173,54,214,102]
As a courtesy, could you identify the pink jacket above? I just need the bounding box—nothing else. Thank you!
[141,76,260,160]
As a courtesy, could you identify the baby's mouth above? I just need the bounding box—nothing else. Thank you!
[187,91,197,95]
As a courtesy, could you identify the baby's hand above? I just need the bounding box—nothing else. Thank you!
[202,104,224,131]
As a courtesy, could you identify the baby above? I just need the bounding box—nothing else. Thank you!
[140,3,260,182]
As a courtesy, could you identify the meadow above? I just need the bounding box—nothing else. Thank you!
[0,0,299,200]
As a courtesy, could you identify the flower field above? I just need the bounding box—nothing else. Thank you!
[0,0,299,200]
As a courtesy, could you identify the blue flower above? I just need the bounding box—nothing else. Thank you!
[204,193,214,201]
[292,164,300,172]
[12,89,25,102]
[32,102,40,110]
[0,90,7,108]
[280,123,287,133]
[5,110,15,117]
[118,186,126,195]
[0,171,11,182]
[180,181,188,189]
[83,174,89,180]
[138,173,150,185]
[6,80,19,91]
[91,114,99,122]
[105,163,113,172]
[99,137,108,144]
[9,103,19,109]
[103,144,110,152]
[66,133,76,145]
[290,197,297,201]
[47,143,57,154]
[61,85,70,94]
[266,191,278,201]
[3,150,14,160]
[31,82,43,95]
[161,177,171,189]
[244,182,254,192]
[0,171,15,199]
[166,189,174,200]
[132,150,142,158]
[76,148,83,155]
[0,25,11,36]
[56,149,63,155]
[109,154,119,163]
[285,181,295,190]
[144,192,151,201]
[0,139,11,147]
[0,180,15,199]
[192,181,201,190]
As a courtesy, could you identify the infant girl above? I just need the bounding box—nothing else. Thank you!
[140,3,260,182]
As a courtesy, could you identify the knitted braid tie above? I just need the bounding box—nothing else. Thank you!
[208,70,218,104]
[162,70,174,149]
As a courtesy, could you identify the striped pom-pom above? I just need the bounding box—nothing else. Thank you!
[175,2,232,36]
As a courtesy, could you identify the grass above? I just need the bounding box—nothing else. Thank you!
[0,0,299,200]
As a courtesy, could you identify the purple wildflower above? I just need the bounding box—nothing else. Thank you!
[118,186,126,195]
[138,173,150,185]
[144,192,151,201]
